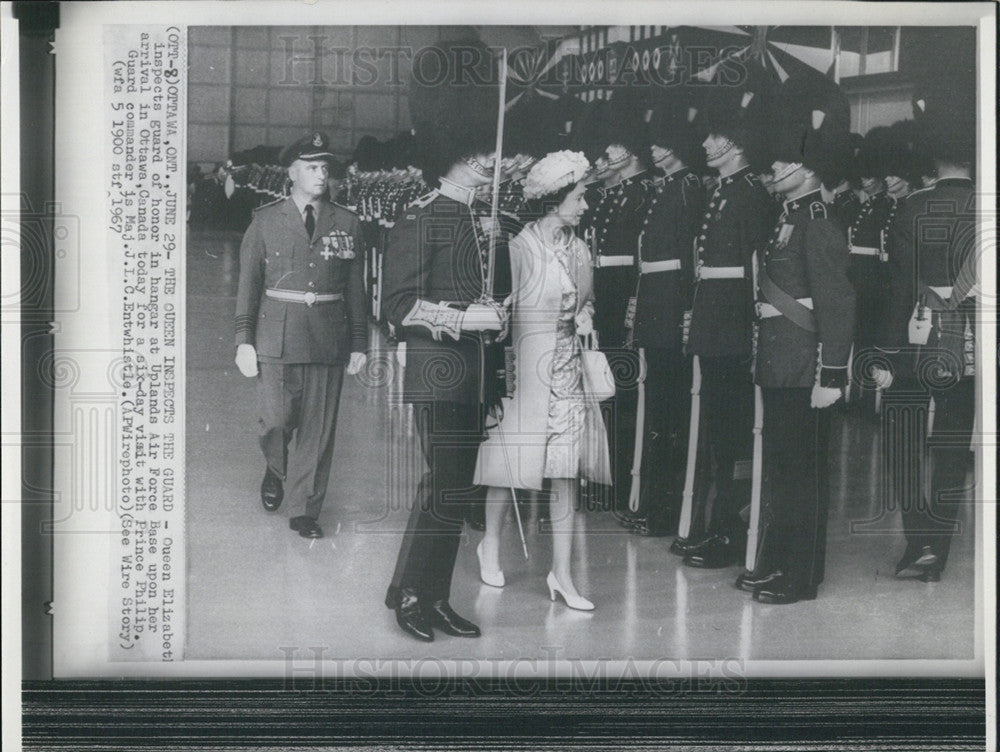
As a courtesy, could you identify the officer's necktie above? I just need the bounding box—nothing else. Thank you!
[304,204,315,239]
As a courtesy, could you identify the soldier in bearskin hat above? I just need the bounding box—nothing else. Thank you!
[846,125,895,402]
[382,39,511,642]
[625,84,706,536]
[672,66,778,569]
[743,74,855,604]
[872,81,977,584]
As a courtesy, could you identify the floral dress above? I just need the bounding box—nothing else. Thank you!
[542,238,588,479]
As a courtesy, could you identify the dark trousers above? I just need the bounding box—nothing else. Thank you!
[759,387,832,591]
[638,347,691,527]
[692,355,754,543]
[881,377,975,569]
[258,362,345,519]
[387,401,484,605]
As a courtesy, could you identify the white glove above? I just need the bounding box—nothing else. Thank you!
[575,310,594,337]
[235,343,258,377]
[810,384,842,409]
[347,351,367,376]
[871,367,894,390]
[461,303,504,332]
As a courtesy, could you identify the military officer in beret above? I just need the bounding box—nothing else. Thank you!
[872,86,977,584]
[627,89,705,536]
[234,131,369,540]
[674,76,777,568]
[747,79,855,604]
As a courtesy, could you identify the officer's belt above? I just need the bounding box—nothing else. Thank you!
[757,299,813,319]
[849,245,886,260]
[697,265,744,280]
[639,259,681,274]
[595,255,634,268]
[266,289,343,306]
[758,269,817,332]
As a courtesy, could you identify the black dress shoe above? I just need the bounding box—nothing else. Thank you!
[735,569,784,593]
[395,589,434,642]
[261,467,283,511]
[424,600,481,638]
[289,515,323,539]
[918,566,942,583]
[670,534,713,557]
[684,537,740,569]
[753,577,818,605]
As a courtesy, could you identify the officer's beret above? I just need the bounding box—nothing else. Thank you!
[279,131,336,167]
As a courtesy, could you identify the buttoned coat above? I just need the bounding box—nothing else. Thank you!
[473,223,612,491]
[235,197,368,364]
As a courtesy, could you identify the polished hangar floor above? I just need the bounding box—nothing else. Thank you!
[185,229,977,663]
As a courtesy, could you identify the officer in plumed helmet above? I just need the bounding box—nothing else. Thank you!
[382,39,511,642]
[673,67,777,569]
[745,74,855,604]
[234,132,369,540]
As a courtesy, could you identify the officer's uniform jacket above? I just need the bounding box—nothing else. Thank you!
[382,187,508,405]
[235,196,368,365]
[754,190,855,389]
[877,177,977,380]
[688,167,775,358]
[847,191,892,261]
[633,168,704,351]
[592,173,652,346]
[830,187,861,238]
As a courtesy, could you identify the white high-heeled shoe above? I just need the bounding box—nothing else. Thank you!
[477,540,505,588]
[546,571,594,611]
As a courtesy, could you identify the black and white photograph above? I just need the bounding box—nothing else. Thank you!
[4,1,997,749]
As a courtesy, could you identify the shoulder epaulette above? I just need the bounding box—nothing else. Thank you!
[744,173,759,187]
[809,201,828,219]
[253,196,285,212]
[407,190,439,210]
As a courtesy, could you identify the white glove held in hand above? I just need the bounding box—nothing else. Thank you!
[811,384,842,409]
[235,344,258,378]
[347,352,367,375]
[871,367,894,390]
[574,310,594,337]
[461,303,504,332]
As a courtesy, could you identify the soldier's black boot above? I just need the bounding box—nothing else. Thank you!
[261,467,283,511]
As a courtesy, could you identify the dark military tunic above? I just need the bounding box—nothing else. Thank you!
[754,189,855,594]
[877,177,977,570]
[847,191,893,350]
[382,185,515,606]
[235,196,368,520]
[829,187,861,238]
[688,167,775,357]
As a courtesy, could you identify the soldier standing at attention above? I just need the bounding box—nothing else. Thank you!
[234,132,369,540]
[674,74,776,569]
[381,40,508,642]
[627,87,705,537]
[872,85,977,584]
[748,76,855,604]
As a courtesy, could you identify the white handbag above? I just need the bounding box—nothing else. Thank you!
[580,332,615,402]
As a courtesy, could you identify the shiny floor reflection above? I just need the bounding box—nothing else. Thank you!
[186,230,977,663]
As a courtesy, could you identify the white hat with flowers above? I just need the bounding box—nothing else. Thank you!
[522,150,591,200]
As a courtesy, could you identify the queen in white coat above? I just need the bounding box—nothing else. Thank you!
[473,151,611,610]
